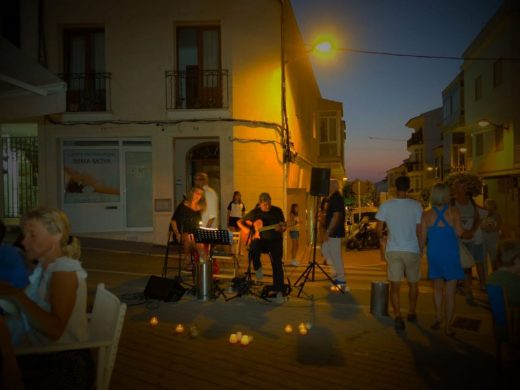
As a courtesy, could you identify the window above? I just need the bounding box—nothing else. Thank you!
[176,26,222,109]
[476,133,484,156]
[493,59,503,87]
[452,132,465,144]
[474,75,482,101]
[318,111,339,157]
[63,28,107,111]
[495,126,504,151]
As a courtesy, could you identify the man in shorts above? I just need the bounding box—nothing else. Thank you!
[376,175,423,331]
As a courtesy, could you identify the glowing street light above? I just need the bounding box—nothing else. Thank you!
[477,118,509,131]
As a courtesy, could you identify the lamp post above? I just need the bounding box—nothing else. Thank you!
[478,118,509,131]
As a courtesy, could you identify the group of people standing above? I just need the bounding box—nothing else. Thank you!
[376,175,517,338]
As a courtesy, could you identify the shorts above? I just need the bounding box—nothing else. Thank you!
[289,230,299,240]
[462,242,484,264]
[385,251,421,283]
[228,217,240,229]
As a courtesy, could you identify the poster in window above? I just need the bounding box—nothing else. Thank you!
[63,149,120,203]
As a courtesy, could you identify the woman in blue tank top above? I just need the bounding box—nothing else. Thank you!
[421,183,464,337]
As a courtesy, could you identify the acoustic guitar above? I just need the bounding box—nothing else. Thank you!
[240,219,288,245]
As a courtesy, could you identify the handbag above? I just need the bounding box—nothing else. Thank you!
[459,242,475,268]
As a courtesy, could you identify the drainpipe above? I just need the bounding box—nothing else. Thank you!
[279,0,289,262]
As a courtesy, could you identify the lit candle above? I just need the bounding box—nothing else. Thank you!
[236,331,242,341]
[299,327,308,335]
[229,333,238,344]
[175,324,184,334]
[284,324,293,334]
[240,335,250,346]
[149,316,159,327]
[298,322,306,330]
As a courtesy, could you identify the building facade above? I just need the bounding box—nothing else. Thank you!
[1,0,345,246]
[461,0,520,238]
[404,107,443,204]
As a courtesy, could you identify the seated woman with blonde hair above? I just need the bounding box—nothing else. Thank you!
[0,207,93,389]
[170,186,206,270]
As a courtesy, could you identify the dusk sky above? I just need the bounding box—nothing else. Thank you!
[291,0,503,182]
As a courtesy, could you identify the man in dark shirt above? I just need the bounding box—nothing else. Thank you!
[238,193,286,302]
[322,179,348,290]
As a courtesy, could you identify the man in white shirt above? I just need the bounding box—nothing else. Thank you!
[194,172,219,228]
[376,175,423,332]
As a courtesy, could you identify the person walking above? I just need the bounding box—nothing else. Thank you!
[421,183,464,337]
[321,179,347,290]
[452,179,486,301]
[376,175,423,331]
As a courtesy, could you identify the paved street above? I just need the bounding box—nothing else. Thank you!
[75,237,509,389]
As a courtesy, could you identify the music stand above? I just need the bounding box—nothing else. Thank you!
[194,228,232,299]
[226,224,269,302]
[294,196,344,296]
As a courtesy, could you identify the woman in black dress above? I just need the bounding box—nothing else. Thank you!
[170,186,206,269]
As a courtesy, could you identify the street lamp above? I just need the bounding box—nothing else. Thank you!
[427,166,438,179]
[477,118,510,130]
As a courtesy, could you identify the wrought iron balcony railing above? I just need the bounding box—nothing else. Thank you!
[59,72,111,112]
[166,68,229,110]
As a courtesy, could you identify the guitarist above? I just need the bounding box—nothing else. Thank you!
[238,193,287,302]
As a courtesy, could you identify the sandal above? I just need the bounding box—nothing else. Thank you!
[431,320,441,330]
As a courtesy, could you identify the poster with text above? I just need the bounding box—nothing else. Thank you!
[63,149,120,203]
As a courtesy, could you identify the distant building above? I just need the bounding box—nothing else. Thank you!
[404,107,443,203]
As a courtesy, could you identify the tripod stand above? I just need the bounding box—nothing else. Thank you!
[226,224,269,302]
[294,196,344,297]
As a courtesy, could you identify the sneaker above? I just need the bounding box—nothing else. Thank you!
[330,280,349,292]
[290,259,299,267]
[275,292,284,304]
[394,317,405,331]
[255,267,264,281]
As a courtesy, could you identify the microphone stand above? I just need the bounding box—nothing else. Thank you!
[294,196,344,296]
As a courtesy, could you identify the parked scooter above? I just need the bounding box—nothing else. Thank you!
[346,216,380,250]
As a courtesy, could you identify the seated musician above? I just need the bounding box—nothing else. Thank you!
[170,186,205,270]
[238,193,286,302]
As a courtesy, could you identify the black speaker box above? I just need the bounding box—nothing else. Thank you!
[144,275,186,302]
[310,167,331,196]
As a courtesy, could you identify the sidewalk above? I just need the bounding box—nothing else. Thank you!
[78,238,502,389]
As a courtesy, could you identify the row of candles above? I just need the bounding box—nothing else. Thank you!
[149,316,312,343]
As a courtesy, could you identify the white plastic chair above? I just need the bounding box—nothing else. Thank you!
[15,283,127,390]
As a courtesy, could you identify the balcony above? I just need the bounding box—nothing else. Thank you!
[166,68,229,110]
[60,73,111,112]
[404,160,423,172]
[407,132,423,148]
